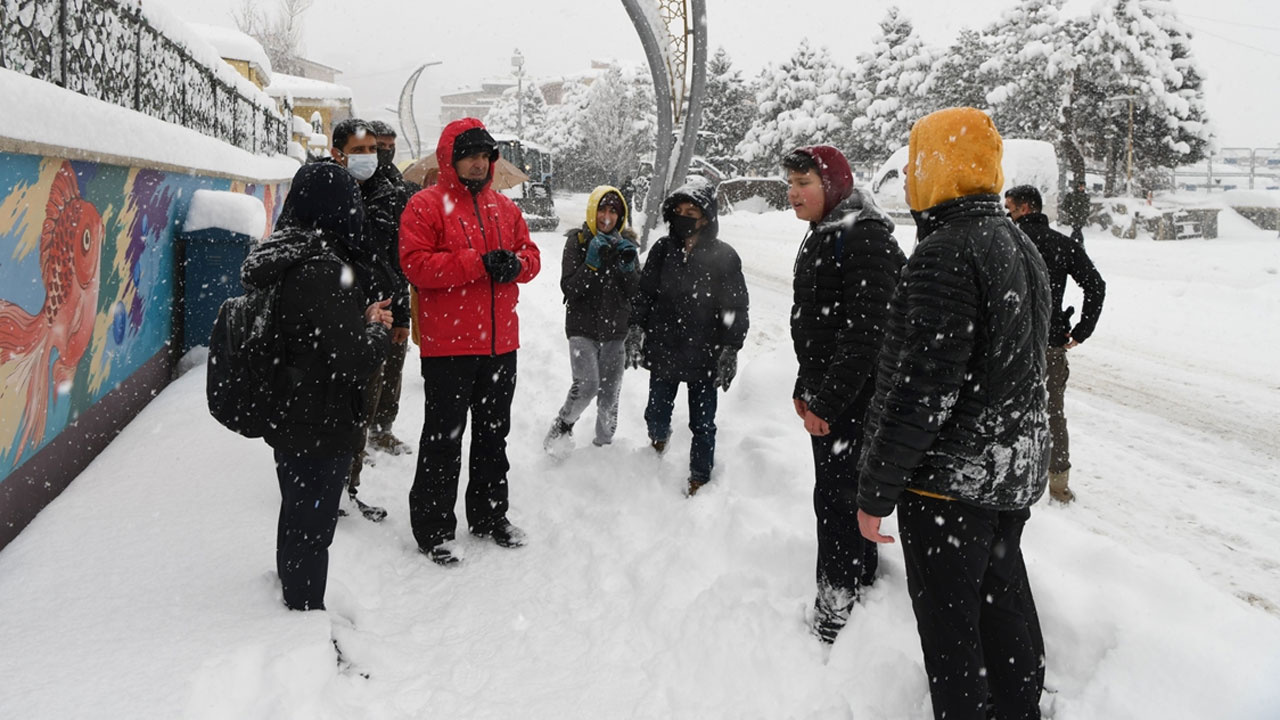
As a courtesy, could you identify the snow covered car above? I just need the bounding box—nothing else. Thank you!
[871,138,1060,221]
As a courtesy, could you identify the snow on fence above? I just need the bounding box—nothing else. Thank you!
[0,0,289,156]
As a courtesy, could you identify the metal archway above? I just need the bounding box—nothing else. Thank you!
[620,0,707,247]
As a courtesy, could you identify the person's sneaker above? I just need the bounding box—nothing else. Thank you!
[369,432,413,456]
[421,541,462,567]
[471,520,527,548]
[543,418,574,456]
[686,474,710,497]
[811,588,857,645]
[650,438,668,454]
[351,495,387,522]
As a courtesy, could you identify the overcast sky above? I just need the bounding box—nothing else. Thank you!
[152,0,1280,149]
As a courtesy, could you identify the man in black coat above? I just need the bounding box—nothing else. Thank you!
[627,177,749,496]
[858,107,1051,720]
[1006,184,1106,503]
[1060,180,1091,243]
[783,145,906,644]
[241,162,392,611]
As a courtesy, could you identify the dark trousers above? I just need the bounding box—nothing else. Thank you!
[899,492,1044,720]
[1046,347,1070,474]
[644,374,717,481]
[348,361,385,496]
[372,338,408,432]
[273,449,351,611]
[410,352,517,549]
[812,406,878,597]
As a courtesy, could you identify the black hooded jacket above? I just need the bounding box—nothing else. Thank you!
[632,179,749,381]
[791,190,906,423]
[1014,212,1105,347]
[361,165,412,328]
[858,195,1052,514]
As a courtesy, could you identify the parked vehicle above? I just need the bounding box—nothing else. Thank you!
[495,135,558,231]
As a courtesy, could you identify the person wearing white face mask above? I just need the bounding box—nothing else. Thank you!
[323,118,412,522]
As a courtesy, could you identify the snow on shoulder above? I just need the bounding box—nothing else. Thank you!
[183,190,267,239]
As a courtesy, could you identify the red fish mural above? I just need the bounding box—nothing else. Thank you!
[0,161,105,462]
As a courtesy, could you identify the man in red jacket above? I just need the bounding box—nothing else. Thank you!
[399,118,542,566]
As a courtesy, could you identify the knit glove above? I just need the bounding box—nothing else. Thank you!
[482,249,522,283]
[616,237,638,272]
[585,233,614,271]
[624,326,645,369]
[715,347,738,391]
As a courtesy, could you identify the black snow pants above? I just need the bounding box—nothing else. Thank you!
[899,492,1044,720]
[409,352,517,549]
[274,449,350,611]
[812,403,879,597]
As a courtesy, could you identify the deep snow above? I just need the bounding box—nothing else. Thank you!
[0,196,1278,720]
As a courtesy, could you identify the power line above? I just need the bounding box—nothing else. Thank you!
[1184,22,1280,58]
[1179,11,1280,33]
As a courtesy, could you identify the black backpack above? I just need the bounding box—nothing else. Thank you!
[206,283,287,438]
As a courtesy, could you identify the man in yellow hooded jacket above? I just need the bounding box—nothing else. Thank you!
[856,107,1052,720]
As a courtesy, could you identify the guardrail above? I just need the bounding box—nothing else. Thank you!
[1,0,288,156]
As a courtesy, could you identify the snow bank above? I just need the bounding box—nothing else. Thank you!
[183,190,268,239]
[0,68,298,181]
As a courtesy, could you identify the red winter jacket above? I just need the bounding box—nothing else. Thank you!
[399,118,541,357]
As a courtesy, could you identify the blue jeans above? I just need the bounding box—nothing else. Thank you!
[644,375,717,481]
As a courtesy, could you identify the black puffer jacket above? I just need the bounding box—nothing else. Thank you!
[560,223,641,341]
[858,194,1052,514]
[791,189,906,423]
[631,233,749,382]
[241,228,390,455]
[359,168,411,329]
[1014,213,1105,347]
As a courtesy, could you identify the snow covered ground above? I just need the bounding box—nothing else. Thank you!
[1,195,1278,719]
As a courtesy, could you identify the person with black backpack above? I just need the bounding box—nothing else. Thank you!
[239,162,392,612]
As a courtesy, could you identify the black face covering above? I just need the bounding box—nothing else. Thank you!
[377,148,395,167]
[668,214,701,241]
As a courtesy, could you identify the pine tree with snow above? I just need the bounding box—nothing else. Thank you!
[698,47,757,166]
[1071,0,1213,194]
[483,81,548,140]
[981,0,1072,142]
[848,7,935,164]
[736,39,850,173]
[572,65,657,189]
[925,28,995,115]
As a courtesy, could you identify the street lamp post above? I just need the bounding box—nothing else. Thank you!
[511,49,525,140]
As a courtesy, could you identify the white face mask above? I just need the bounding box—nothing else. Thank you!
[346,153,378,182]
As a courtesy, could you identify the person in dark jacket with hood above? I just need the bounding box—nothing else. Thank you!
[399,118,541,566]
[1006,184,1106,503]
[544,186,641,453]
[240,162,392,612]
[626,177,749,496]
[783,145,906,644]
[857,108,1051,720]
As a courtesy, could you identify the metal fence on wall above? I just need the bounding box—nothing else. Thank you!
[1,0,288,156]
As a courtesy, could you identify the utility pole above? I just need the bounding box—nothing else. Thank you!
[512,49,525,140]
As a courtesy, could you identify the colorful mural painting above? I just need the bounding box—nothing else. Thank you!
[0,150,286,483]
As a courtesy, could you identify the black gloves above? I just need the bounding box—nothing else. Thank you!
[715,347,738,391]
[482,249,522,284]
[624,326,645,369]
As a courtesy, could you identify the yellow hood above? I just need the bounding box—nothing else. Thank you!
[906,107,1004,212]
[585,185,628,235]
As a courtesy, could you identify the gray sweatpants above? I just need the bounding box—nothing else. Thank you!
[556,336,626,445]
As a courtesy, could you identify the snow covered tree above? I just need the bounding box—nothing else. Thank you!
[981,0,1072,142]
[234,0,310,75]
[559,65,657,190]
[483,81,548,140]
[736,40,850,173]
[849,7,936,163]
[925,28,994,114]
[697,47,756,165]
[1072,0,1213,194]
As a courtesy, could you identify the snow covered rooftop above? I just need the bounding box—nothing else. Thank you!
[186,23,273,87]
[266,73,354,103]
[0,68,298,181]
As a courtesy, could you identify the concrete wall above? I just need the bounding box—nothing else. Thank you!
[0,149,287,548]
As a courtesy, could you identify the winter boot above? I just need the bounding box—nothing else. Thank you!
[650,437,668,454]
[543,418,574,456]
[422,540,462,567]
[1049,470,1075,503]
[811,586,857,645]
[368,431,413,456]
[351,494,388,522]
[471,519,527,548]
[686,474,710,497]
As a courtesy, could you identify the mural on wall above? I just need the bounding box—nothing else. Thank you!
[0,151,286,481]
